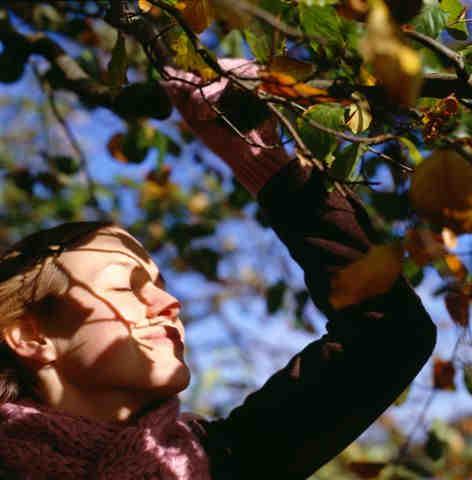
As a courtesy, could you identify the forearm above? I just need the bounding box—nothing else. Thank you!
[162,60,291,196]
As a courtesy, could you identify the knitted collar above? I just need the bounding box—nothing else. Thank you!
[0,396,211,479]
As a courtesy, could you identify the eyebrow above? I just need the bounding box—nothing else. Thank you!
[97,260,165,285]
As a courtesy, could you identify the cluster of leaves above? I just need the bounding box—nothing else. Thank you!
[0,0,472,476]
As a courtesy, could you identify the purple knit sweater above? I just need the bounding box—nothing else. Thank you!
[0,397,211,479]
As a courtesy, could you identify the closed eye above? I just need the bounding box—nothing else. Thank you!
[112,287,133,292]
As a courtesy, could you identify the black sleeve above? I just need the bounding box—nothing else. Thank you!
[201,159,437,480]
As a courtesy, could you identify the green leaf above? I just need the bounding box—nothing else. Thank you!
[330,143,363,182]
[244,21,272,62]
[394,385,410,406]
[220,30,245,58]
[403,258,424,287]
[297,104,345,161]
[298,2,344,58]
[267,280,286,314]
[152,131,169,168]
[460,44,472,75]
[441,0,464,22]
[183,247,219,280]
[107,32,128,90]
[399,137,423,166]
[425,420,450,461]
[441,0,468,40]
[412,4,447,39]
[464,365,472,395]
[49,155,81,175]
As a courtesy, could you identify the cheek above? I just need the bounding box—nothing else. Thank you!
[65,321,133,369]
[55,289,139,369]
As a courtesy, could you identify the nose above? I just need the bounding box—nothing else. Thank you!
[142,282,181,321]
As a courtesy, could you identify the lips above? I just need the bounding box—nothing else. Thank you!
[139,325,183,348]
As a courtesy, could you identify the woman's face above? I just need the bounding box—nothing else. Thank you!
[42,226,189,399]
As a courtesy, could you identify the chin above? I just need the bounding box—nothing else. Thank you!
[148,361,191,397]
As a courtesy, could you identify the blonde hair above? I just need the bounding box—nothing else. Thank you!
[0,221,116,403]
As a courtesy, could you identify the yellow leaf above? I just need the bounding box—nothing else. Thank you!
[329,243,404,309]
[359,65,377,86]
[441,227,458,249]
[361,0,422,106]
[171,34,217,80]
[346,93,372,133]
[409,149,472,233]
[444,254,468,282]
[259,71,335,103]
[138,0,161,16]
[138,0,153,12]
[140,180,178,205]
[268,56,316,81]
[188,192,209,214]
[399,137,422,165]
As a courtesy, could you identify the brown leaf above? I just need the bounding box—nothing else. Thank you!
[445,290,470,327]
[409,150,472,233]
[180,0,214,33]
[329,243,404,309]
[403,228,445,267]
[433,358,456,390]
[348,461,387,479]
[259,71,337,103]
[337,0,369,21]
[107,133,127,163]
[422,95,460,142]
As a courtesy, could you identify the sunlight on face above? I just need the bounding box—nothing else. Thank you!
[45,226,190,398]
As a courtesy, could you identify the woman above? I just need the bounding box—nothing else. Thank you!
[0,62,436,479]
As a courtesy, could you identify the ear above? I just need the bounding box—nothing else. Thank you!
[2,314,58,365]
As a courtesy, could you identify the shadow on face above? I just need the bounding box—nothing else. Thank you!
[29,226,189,403]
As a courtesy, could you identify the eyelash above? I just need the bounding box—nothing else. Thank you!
[111,279,164,293]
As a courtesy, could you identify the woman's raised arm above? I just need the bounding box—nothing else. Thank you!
[164,65,437,480]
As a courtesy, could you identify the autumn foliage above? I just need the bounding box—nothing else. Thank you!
[0,0,472,478]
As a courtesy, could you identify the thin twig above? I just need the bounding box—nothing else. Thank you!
[33,65,108,219]
[48,92,108,218]
[202,90,284,150]
[267,103,350,197]
[214,0,325,44]
[404,27,472,89]
[367,146,414,172]
[287,101,396,145]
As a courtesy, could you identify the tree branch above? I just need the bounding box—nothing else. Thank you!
[404,27,472,91]
[0,14,172,120]
[213,0,325,44]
